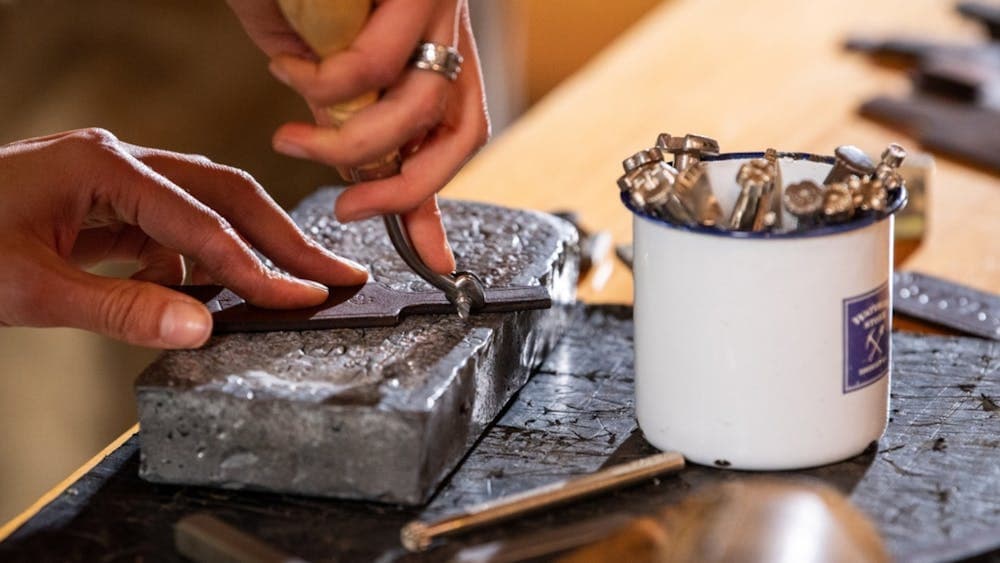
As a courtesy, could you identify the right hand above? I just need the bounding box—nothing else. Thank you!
[226,0,491,275]
[0,128,369,349]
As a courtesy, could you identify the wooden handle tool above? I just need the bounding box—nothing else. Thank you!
[275,1,489,318]
[277,0,400,180]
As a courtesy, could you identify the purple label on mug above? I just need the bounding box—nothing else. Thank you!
[843,283,890,393]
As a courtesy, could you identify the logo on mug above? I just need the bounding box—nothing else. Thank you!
[843,283,890,393]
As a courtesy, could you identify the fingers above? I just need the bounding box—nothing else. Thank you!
[131,237,186,285]
[4,248,211,349]
[71,226,185,286]
[273,70,448,168]
[224,0,316,59]
[403,197,455,274]
[126,147,369,287]
[268,0,437,106]
[332,17,489,221]
[87,146,332,309]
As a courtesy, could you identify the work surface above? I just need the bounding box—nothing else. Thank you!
[1,305,998,561]
[4,0,1000,556]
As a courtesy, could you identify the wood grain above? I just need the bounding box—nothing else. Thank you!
[443,0,1000,302]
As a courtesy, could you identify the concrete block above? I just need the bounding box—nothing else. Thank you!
[135,188,578,504]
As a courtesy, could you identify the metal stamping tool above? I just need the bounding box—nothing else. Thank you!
[783,180,825,230]
[751,148,783,231]
[729,156,773,231]
[823,145,876,185]
[849,175,889,213]
[656,133,721,171]
[383,215,486,319]
[872,143,907,190]
[674,162,724,226]
[618,149,696,225]
[400,451,685,553]
[821,182,856,223]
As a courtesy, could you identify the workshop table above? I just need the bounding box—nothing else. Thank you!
[2,0,999,560]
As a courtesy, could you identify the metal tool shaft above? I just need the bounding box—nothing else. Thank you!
[400,451,685,552]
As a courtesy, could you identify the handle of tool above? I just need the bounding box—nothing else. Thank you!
[275,1,481,312]
[276,0,401,180]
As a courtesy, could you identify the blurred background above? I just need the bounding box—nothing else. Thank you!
[0,0,662,525]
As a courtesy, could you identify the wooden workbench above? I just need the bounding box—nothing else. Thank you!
[3,0,999,554]
[445,0,1000,302]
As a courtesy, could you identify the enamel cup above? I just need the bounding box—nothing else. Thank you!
[628,152,907,470]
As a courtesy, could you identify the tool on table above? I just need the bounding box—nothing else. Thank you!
[893,271,1000,340]
[620,134,906,234]
[172,282,550,333]
[558,478,889,563]
[847,2,1000,172]
[400,451,685,553]
[175,513,310,563]
[276,0,489,319]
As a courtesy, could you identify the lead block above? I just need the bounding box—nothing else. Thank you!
[136,188,578,505]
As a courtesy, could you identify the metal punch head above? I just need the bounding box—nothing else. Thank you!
[383,215,486,319]
[872,143,907,191]
[618,148,665,193]
[674,162,724,226]
[729,158,772,231]
[823,145,876,185]
[621,147,664,174]
[754,149,783,231]
[783,180,825,230]
[646,167,697,225]
[656,133,721,171]
[880,143,907,169]
[821,182,856,224]
[352,158,488,320]
[848,175,889,213]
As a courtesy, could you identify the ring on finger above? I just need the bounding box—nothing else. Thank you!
[410,42,463,81]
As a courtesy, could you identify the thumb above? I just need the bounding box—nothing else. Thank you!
[48,262,212,349]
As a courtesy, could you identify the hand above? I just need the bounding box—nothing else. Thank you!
[226,0,490,274]
[0,129,369,349]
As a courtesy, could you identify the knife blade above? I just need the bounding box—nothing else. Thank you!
[171,283,552,333]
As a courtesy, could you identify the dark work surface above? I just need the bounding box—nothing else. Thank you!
[2,305,999,562]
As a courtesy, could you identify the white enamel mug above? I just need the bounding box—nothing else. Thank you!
[628,152,907,470]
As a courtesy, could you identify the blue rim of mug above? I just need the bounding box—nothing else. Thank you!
[621,151,909,240]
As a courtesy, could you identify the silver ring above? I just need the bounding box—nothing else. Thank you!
[411,42,463,81]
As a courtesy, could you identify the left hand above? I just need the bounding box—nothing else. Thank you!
[226,0,491,275]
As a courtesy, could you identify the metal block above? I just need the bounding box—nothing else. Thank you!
[135,188,579,505]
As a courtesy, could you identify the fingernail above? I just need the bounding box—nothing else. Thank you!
[160,301,211,348]
[274,139,310,159]
[298,278,330,296]
[335,208,375,223]
[269,61,291,85]
[341,258,370,282]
